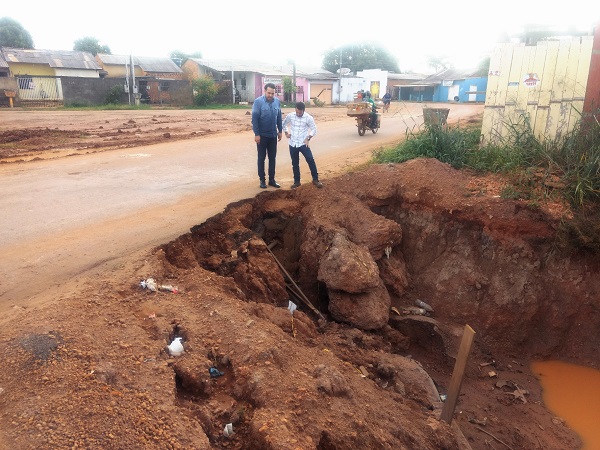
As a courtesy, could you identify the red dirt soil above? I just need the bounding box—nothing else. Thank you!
[0,106,596,450]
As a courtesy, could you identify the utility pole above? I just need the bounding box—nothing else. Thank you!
[231,69,235,104]
[338,48,343,104]
[293,62,297,103]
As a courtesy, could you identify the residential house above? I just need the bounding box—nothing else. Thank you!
[95,54,186,104]
[387,72,428,100]
[337,69,428,103]
[395,68,487,103]
[0,47,101,105]
[182,58,337,105]
[0,51,16,107]
[0,51,9,77]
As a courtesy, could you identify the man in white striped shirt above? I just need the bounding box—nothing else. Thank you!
[282,102,323,189]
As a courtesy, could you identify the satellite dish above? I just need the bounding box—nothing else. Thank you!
[337,67,351,75]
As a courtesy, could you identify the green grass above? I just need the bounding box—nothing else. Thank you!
[372,111,600,253]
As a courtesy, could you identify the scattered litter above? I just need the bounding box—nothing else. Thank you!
[384,246,392,258]
[391,306,401,316]
[488,371,497,378]
[288,300,297,315]
[159,284,178,294]
[223,423,234,438]
[495,379,529,403]
[495,380,511,389]
[479,360,495,369]
[403,306,427,316]
[509,387,529,403]
[209,367,224,378]
[140,278,178,293]
[468,416,488,426]
[140,278,157,292]
[167,337,184,357]
[439,394,447,401]
[415,299,433,312]
[358,366,369,378]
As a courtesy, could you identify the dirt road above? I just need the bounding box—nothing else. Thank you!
[1,103,589,450]
[0,103,482,312]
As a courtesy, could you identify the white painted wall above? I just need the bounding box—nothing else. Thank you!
[337,77,369,103]
[356,69,389,99]
[54,69,99,78]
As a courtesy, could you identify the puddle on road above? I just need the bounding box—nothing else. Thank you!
[532,360,600,449]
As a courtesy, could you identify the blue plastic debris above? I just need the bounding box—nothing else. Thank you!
[209,367,224,378]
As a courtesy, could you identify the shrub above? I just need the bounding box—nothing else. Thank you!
[104,85,123,105]
[192,76,218,106]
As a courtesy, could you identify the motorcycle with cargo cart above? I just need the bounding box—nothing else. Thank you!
[346,102,381,136]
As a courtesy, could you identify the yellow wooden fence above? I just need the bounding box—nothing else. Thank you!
[481,37,594,144]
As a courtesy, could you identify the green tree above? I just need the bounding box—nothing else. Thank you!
[73,36,111,55]
[170,50,203,66]
[192,75,218,106]
[282,76,296,102]
[473,56,491,77]
[322,42,399,73]
[0,17,34,48]
[426,55,449,73]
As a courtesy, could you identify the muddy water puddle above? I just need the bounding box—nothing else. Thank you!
[532,360,600,449]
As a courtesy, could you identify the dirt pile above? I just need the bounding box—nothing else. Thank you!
[1,157,595,449]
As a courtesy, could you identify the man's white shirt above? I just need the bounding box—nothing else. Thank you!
[283,111,317,148]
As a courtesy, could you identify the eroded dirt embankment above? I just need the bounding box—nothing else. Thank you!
[155,158,597,448]
[2,158,592,450]
[164,158,599,363]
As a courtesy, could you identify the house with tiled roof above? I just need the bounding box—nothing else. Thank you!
[95,54,183,79]
[0,47,102,105]
[95,54,186,104]
[0,47,101,77]
[182,58,337,105]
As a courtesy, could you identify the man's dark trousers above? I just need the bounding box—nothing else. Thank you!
[257,136,277,181]
[290,144,318,183]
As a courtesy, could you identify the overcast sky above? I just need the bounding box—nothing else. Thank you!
[2,1,598,74]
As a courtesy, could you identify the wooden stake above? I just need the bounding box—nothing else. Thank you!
[266,246,326,321]
[440,324,476,424]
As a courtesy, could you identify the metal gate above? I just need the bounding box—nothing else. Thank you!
[15,76,63,106]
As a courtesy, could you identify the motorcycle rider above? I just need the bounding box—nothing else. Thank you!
[364,91,378,128]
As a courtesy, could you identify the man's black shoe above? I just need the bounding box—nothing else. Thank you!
[268,180,281,188]
[260,181,267,189]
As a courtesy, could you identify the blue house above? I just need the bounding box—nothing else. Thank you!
[428,68,488,103]
[399,68,487,103]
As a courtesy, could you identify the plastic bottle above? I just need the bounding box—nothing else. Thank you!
[415,299,433,312]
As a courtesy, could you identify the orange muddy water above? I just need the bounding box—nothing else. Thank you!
[532,360,600,449]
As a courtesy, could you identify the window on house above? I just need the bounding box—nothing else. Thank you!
[18,77,34,89]
[241,76,246,90]
[275,85,282,94]
[296,86,304,94]
[159,81,169,91]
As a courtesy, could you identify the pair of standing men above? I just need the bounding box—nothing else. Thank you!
[251,83,323,189]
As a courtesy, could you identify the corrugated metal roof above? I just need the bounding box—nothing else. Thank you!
[423,68,481,83]
[189,58,335,78]
[96,54,182,73]
[387,72,428,81]
[0,47,100,70]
